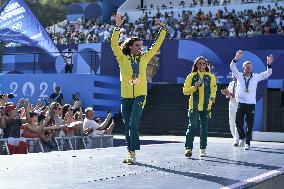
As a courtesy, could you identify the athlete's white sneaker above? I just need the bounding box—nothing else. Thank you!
[244,144,250,150]
[238,140,245,147]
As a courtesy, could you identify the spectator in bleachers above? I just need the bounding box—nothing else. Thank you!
[49,85,64,105]
[49,102,64,137]
[83,107,114,137]
[21,112,42,138]
[1,99,30,139]
[94,117,115,135]
[61,102,82,136]
[39,116,58,151]
[46,2,283,44]
[62,104,76,136]
[71,92,82,111]
[0,106,5,138]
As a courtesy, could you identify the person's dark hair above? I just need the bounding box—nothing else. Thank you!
[46,117,55,126]
[29,112,38,118]
[62,104,71,119]
[121,37,141,55]
[38,113,46,123]
[74,112,80,120]
[191,56,210,72]
[72,92,80,100]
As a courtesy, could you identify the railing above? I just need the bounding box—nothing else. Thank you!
[119,0,282,12]
[1,33,284,74]
[0,50,116,74]
[0,135,114,155]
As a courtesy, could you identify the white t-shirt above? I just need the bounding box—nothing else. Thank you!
[83,118,99,131]
[65,53,72,65]
[83,118,104,137]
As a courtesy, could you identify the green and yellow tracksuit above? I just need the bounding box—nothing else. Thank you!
[183,71,217,149]
[111,27,166,152]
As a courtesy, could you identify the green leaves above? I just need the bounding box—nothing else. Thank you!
[25,0,93,27]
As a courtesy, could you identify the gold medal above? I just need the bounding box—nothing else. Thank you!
[133,78,141,85]
[129,78,134,85]
[129,77,141,85]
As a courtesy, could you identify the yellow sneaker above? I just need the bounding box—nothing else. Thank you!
[185,149,192,157]
[123,151,136,164]
[199,149,206,157]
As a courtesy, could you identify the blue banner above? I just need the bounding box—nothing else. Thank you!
[0,74,121,117]
[0,0,59,56]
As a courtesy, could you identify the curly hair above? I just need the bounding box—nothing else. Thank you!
[191,56,210,72]
[121,37,141,56]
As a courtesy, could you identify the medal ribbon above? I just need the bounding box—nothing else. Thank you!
[243,74,253,92]
[130,55,140,78]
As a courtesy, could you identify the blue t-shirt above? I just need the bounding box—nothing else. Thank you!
[50,93,64,105]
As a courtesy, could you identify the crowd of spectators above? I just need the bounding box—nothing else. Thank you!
[0,86,115,153]
[46,2,284,45]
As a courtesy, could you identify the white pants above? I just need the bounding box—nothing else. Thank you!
[229,109,239,143]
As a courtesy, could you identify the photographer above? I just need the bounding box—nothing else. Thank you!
[62,48,73,73]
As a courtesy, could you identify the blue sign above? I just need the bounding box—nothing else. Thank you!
[0,0,59,56]
[0,74,121,117]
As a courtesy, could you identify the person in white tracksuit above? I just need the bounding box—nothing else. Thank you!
[221,76,239,146]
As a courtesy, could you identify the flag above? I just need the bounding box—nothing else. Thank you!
[7,137,28,154]
[0,0,59,56]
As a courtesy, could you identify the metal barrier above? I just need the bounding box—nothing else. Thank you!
[0,135,113,155]
[1,49,115,74]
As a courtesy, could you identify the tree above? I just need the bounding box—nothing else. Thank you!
[25,0,94,27]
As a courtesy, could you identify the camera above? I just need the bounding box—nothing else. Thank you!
[0,93,14,99]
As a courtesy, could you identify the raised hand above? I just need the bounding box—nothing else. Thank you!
[267,54,273,65]
[221,88,229,96]
[235,50,243,60]
[107,113,112,120]
[154,18,165,27]
[115,12,123,27]
[210,98,215,103]
[19,98,26,105]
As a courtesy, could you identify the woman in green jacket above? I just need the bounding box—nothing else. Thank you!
[111,13,167,164]
[183,56,217,158]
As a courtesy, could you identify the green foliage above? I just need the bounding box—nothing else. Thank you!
[24,0,93,27]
